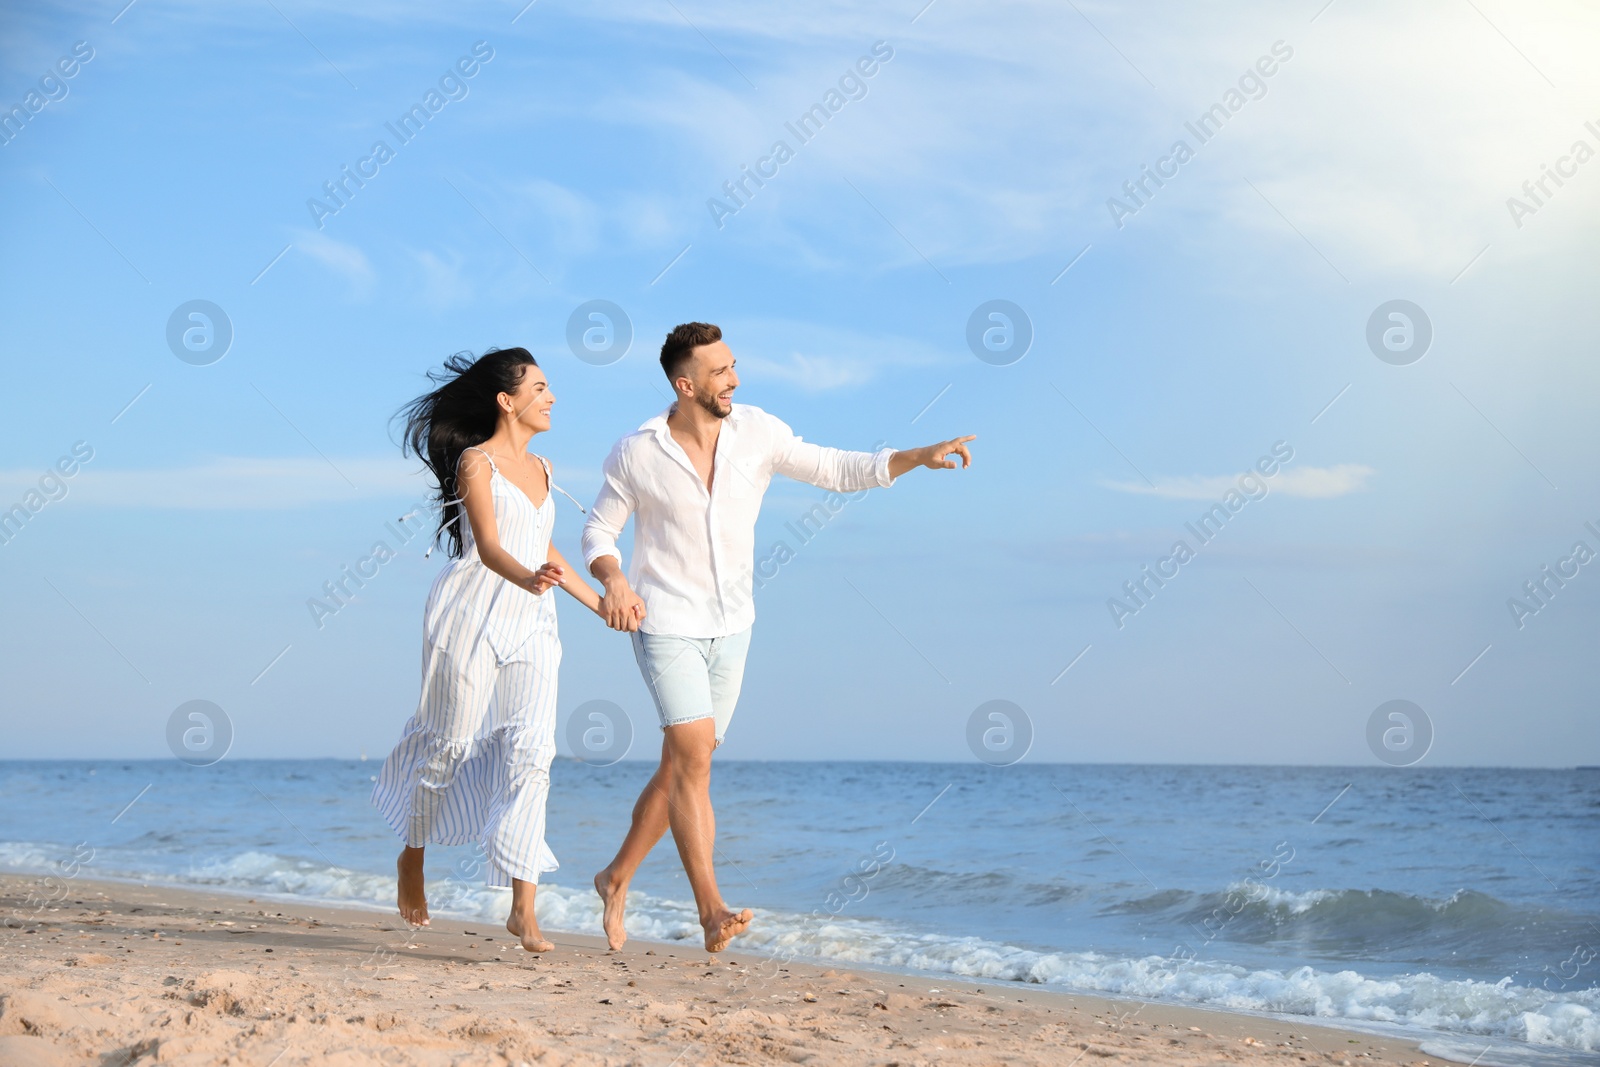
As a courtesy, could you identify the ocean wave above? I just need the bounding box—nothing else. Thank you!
[868,862,1088,906]
[727,918,1599,1057]
[1096,880,1587,968]
[1176,884,1582,961]
[2,842,1594,1060]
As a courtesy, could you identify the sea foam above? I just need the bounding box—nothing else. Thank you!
[2,840,1591,1063]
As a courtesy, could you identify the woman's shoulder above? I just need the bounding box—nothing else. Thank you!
[457,444,497,474]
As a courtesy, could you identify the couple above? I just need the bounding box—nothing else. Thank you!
[372,321,975,955]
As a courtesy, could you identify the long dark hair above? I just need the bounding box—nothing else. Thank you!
[397,347,537,559]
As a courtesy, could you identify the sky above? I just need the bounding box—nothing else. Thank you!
[1,0,1596,766]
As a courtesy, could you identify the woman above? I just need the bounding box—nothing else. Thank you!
[372,347,622,953]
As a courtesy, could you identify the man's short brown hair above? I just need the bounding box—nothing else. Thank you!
[660,321,722,382]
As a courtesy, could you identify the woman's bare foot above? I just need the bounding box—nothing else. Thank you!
[594,868,628,951]
[396,847,429,927]
[505,910,553,953]
[702,905,753,953]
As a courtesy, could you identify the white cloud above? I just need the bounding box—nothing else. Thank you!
[739,351,876,391]
[1273,465,1378,499]
[1101,463,1375,500]
[294,229,376,297]
[408,247,475,310]
[0,455,608,512]
[0,457,427,510]
[510,177,603,258]
[180,1,1599,283]
[724,316,953,393]
[532,0,1600,278]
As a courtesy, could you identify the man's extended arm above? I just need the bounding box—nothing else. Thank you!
[768,410,975,490]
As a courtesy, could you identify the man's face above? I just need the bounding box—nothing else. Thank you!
[682,340,739,418]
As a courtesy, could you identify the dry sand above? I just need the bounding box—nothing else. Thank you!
[0,874,1466,1066]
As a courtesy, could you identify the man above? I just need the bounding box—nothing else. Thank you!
[582,321,974,953]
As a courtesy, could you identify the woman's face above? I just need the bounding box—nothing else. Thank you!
[502,365,554,434]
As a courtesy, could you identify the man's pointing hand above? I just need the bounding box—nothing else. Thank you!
[889,435,976,479]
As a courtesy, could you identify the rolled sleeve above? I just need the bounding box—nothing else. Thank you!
[767,412,893,493]
[581,444,635,568]
[871,446,897,488]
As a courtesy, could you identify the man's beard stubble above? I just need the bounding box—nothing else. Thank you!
[695,390,733,419]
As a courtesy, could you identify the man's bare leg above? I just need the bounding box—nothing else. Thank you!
[594,737,674,950]
[396,846,430,926]
[661,718,751,953]
[505,879,553,952]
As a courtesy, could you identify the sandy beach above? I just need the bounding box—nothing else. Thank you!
[0,873,1469,1067]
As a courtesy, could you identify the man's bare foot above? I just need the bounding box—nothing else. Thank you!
[505,910,553,953]
[702,905,753,953]
[396,847,429,927]
[594,868,628,950]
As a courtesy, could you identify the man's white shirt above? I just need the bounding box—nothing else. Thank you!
[581,403,895,638]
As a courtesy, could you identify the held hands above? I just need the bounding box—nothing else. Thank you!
[528,563,565,595]
[598,577,646,632]
[528,561,641,628]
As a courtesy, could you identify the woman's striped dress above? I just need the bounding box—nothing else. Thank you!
[371,447,561,887]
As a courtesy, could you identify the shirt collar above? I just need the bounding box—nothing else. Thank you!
[641,404,675,441]
[642,402,743,448]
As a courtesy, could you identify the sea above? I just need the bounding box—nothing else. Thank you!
[1,760,1594,1066]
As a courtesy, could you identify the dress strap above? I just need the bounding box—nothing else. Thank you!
[529,452,586,514]
[533,454,556,511]
[460,445,498,475]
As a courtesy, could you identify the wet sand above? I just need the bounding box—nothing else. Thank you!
[0,874,1465,1066]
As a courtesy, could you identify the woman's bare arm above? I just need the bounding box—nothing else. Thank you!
[457,450,545,594]
[546,543,603,616]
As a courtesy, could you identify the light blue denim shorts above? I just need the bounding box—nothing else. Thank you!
[630,626,753,746]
